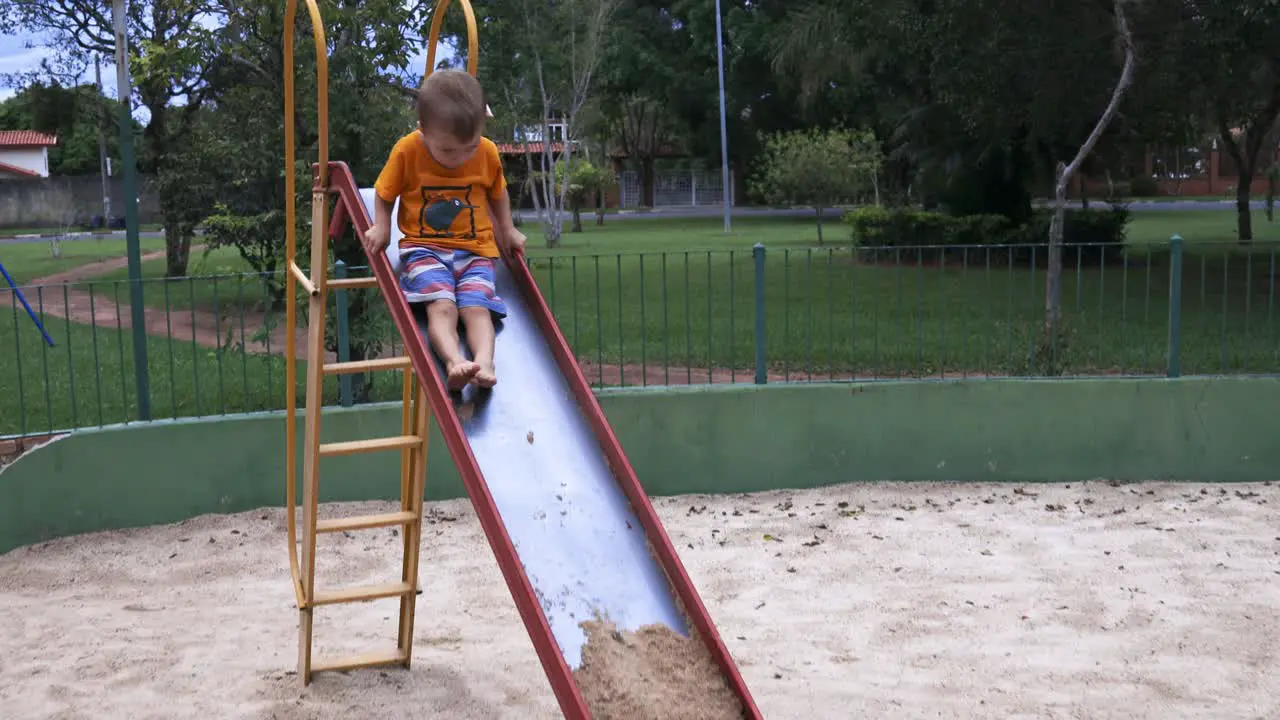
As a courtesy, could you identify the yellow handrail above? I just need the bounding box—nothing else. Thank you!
[424,0,479,81]
[283,0,330,609]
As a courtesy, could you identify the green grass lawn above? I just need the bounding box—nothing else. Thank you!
[0,235,168,285]
[3,208,1279,436]
[0,223,164,240]
[0,308,405,436]
[91,245,276,315]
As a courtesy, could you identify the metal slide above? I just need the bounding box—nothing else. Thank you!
[325,162,761,719]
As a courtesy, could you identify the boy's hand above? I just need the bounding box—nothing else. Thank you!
[363,224,390,255]
[502,224,527,256]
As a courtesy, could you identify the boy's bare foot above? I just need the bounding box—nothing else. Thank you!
[473,364,497,388]
[445,360,480,390]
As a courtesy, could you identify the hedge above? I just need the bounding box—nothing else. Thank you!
[843,205,1131,266]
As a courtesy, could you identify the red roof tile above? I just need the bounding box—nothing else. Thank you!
[0,131,58,147]
[496,142,569,155]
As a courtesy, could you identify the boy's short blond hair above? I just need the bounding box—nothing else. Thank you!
[417,70,488,140]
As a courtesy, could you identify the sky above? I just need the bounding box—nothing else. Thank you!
[0,23,442,124]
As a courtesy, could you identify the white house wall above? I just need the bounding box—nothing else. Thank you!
[0,148,49,177]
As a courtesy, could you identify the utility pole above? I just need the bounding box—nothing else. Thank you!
[113,0,151,421]
[715,0,732,233]
[95,55,111,226]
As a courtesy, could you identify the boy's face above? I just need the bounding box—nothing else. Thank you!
[419,123,482,169]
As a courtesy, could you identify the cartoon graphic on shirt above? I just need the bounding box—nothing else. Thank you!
[419,185,478,238]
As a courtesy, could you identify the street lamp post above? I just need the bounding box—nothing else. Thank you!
[112,0,151,421]
[714,0,731,233]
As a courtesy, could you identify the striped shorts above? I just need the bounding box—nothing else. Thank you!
[398,245,507,318]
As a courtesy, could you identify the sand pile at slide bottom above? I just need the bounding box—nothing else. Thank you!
[573,619,746,720]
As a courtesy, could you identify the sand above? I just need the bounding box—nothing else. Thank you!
[573,619,745,720]
[2,480,1279,719]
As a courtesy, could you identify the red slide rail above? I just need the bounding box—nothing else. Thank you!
[325,161,761,719]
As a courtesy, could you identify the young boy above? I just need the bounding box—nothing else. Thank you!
[364,70,526,391]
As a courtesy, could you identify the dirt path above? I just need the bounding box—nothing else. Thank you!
[23,248,184,286]
[9,247,319,361]
[15,254,1020,384]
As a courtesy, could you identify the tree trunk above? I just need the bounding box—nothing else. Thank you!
[572,203,583,233]
[595,189,605,226]
[1235,168,1255,244]
[1046,161,1068,329]
[815,206,825,245]
[641,157,655,208]
[164,219,191,278]
[1266,169,1277,222]
[1046,0,1135,335]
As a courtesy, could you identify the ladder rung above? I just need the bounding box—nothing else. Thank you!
[327,277,378,290]
[312,581,415,606]
[289,262,318,296]
[311,648,408,673]
[323,356,411,375]
[316,511,417,534]
[318,436,422,456]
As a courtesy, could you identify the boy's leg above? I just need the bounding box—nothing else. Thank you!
[453,251,507,388]
[460,307,496,386]
[400,245,479,390]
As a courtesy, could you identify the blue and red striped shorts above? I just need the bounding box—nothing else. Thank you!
[398,245,507,318]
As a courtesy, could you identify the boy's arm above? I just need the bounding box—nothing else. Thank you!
[363,194,395,255]
[487,142,526,255]
[489,190,524,253]
[366,144,403,254]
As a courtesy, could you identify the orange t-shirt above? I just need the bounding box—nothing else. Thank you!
[373,131,508,258]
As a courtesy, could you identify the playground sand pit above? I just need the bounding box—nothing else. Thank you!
[573,619,746,719]
[2,480,1279,719]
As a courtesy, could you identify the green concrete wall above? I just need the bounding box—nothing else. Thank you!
[3,376,1278,554]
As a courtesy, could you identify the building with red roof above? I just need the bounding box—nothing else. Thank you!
[0,131,58,179]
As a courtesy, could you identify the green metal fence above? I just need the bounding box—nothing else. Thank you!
[2,237,1276,438]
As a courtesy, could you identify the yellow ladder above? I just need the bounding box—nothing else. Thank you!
[282,0,431,683]
[283,168,432,684]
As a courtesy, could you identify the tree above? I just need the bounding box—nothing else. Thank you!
[1045,0,1138,341]
[550,158,617,232]
[1138,0,1280,243]
[470,0,619,247]
[770,0,1170,220]
[750,127,882,244]
[601,94,684,208]
[209,0,423,402]
[0,0,221,276]
[0,82,136,177]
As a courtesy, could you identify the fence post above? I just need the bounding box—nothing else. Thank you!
[334,260,353,406]
[1166,234,1183,378]
[753,243,767,384]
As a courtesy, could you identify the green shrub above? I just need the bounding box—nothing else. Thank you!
[844,204,1130,266]
[1007,205,1130,265]
[846,207,954,262]
[846,207,1016,263]
[948,214,1015,245]
[1129,175,1159,197]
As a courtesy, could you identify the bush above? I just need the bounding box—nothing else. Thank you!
[845,207,1013,262]
[1129,175,1159,197]
[844,204,1130,266]
[846,206,951,248]
[1008,205,1130,266]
